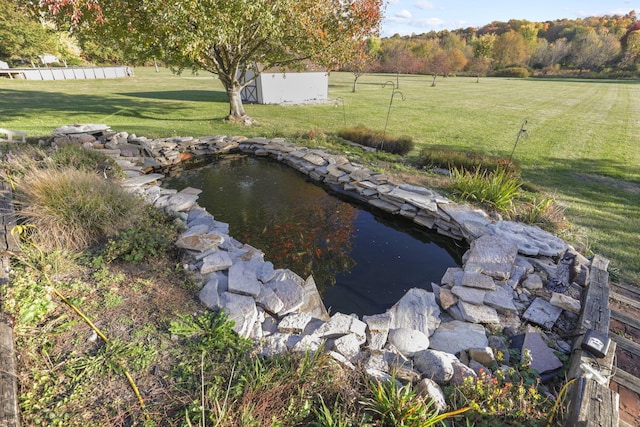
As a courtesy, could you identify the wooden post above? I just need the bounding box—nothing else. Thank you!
[1,255,20,427]
[564,255,619,426]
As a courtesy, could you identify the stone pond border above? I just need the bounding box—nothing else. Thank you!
[7,124,616,422]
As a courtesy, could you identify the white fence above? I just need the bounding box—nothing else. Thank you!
[0,66,134,80]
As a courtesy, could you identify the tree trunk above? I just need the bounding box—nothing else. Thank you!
[431,74,438,87]
[225,83,255,125]
[352,75,360,92]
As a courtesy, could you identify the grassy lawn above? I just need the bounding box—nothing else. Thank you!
[1,68,638,285]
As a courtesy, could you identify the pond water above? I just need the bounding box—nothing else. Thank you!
[164,155,466,316]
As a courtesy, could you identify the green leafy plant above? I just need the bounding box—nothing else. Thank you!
[362,378,469,427]
[450,166,523,212]
[100,205,181,264]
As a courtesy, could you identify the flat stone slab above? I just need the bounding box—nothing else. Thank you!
[313,313,367,341]
[457,300,500,324]
[429,320,488,354]
[264,279,304,315]
[176,233,225,252]
[387,288,441,337]
[200,251,233,274]
[227,261,261,297]
[451,285,487,302]
[486,221,569,258]
[278,313,313,334]
[121,173,165,187]
[386,187,438,212]
[484,285,518,314]
[521,332,563,374]
[522,297,563,329]
[463,234,518,280]
[461,272,496,290]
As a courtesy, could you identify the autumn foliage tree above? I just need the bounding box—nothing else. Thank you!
[36,0,384,125]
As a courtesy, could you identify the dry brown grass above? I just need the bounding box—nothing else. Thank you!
[15,167,141,251]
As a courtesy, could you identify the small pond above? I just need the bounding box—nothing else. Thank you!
[164,155,466,316]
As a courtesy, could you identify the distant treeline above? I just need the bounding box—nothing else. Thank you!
[345,10,640,79]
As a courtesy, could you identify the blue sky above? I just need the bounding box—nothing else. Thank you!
[382,0,640,36]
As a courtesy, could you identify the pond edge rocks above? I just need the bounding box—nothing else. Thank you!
[50,124,592,398]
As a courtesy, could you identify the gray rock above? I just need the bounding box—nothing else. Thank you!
[121,173,165,187]
[388,328,430,357]
[200,251,233,275]
[486,221,568,257]
[259,333,291,357]
[484,285,518,314]
[415,378,447,412]
[549,292,581,314]
[255,286,284,315]
[468,347,496,366]
[450,361,477,385]
[451,285,487,302]
[165,192,199,212]
[461,272,497,290]
[521,332,563,374]
[413,349,458,384]
[198,277,221,309]
[463,234,518,280]
[278,312,313,334]
[363,313,392,351]
[291,335,324,353]
[438,287,458,310]
[457,300,500,324]
[299,275,330,321]
[441,267,463,287]
[333,333,363,362]
[313,313,367,342]
[522,274,544,291]
[227,261,261,297]
[522,297,563,329]
[429,320,488,354]
[264,278,304,315]
[176,233,224,252]
[387,288,441,337]
[219,292,258,338]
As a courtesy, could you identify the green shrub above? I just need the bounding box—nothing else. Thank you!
[337,126,415,155]
[494,67,531,78]
[15,168,141,251]
[417,146,518,174]
[450,166,523,212]
[50,142,121,177]
[100,205,181,264]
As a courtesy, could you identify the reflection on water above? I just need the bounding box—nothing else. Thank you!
[164,155,465,316]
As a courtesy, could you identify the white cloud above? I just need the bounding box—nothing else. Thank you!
[415,0,435,10]
[413,17,445,28]
[395,9,413,20]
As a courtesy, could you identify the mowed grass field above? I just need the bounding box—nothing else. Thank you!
[1,67,639,285]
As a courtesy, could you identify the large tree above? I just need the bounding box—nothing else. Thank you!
[37,0,383,124]
[0,0,59,66]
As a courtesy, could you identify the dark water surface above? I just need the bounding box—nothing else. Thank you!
[164,155,465,316]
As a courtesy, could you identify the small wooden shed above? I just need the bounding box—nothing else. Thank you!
[241,69,328,105]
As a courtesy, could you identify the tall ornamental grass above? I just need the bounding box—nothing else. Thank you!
[15,168,140,251]
[450,166,523,213]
